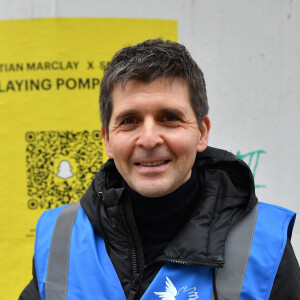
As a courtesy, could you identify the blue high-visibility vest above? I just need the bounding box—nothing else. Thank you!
[34,202,295,300]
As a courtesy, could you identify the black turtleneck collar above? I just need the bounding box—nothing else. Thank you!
[124,168,200,264]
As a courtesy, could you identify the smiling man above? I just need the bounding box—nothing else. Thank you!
[20,39,300,300]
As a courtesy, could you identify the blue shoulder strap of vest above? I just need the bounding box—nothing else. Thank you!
[212,202,296,300]
[240,202,296,299]
[34,204,68,300]
[35,202,126,300]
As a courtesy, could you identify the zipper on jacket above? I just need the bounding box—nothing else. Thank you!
[144,257,223,271]
[119,196,145,300]
[127,274,141,300]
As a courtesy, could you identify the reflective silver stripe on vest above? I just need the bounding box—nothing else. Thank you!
[45,202,81,300]
[211,203,258,300]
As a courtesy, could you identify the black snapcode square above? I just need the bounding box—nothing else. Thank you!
[25,130,103,209]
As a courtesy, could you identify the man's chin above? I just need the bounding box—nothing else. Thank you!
[129,181,177,198]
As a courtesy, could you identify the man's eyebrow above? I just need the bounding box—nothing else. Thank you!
[160,108,185,118]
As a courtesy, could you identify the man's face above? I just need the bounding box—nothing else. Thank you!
[102,78,210,197]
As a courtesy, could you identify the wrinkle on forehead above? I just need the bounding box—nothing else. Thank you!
[112,83,191,119]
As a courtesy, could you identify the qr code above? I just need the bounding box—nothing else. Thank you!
[25,130,103,209]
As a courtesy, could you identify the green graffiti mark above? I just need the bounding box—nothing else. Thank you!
[236,150,266,188]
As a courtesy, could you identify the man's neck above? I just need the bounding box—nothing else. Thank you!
[124,169,200,264]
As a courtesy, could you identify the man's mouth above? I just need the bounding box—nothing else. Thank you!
[136,160,170,167]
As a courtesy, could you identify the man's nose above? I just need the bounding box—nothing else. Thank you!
[136,119,163,149]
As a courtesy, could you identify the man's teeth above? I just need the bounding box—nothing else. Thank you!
[138,160,168,167]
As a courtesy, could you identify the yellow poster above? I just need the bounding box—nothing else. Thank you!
[0,17,177,298]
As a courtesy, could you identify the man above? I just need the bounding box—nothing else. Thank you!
[20,39,300,300]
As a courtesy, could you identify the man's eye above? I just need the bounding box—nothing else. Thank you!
[163,115,179,122]
[120,117,138,125]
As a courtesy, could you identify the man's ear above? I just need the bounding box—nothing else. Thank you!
[197,116,211,153]
[101,126,114,158]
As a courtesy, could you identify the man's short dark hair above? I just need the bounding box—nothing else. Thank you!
[99,38,209,133]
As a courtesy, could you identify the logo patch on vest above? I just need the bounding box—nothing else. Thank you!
[154,276,198,299]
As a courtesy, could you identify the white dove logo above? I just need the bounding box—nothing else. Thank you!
[154,276,198,300]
